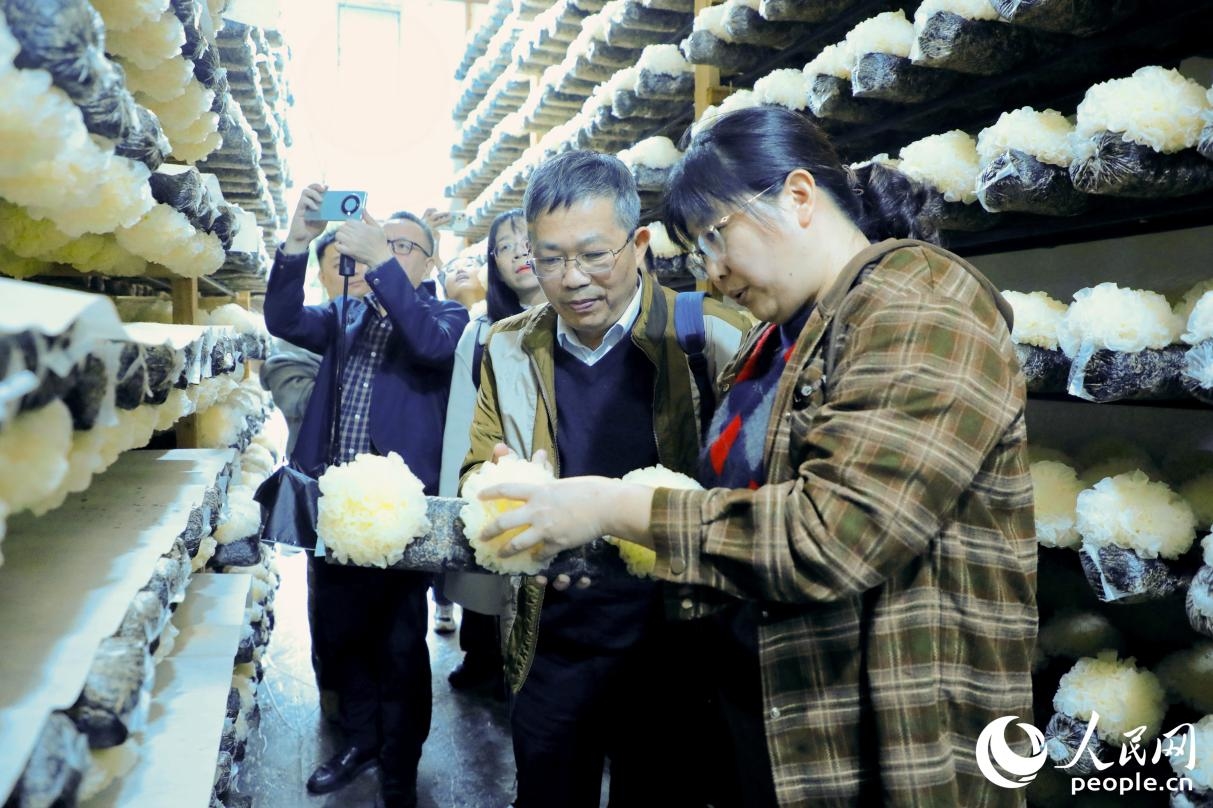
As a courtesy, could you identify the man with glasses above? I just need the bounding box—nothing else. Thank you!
[264,184,468,808]
[460,151,748,807]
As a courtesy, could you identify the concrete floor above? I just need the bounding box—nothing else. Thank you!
[230,548,516,808]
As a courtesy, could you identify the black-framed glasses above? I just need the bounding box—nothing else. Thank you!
[531,234,633,278]
[688,180,783,270]
[388,237,431,258]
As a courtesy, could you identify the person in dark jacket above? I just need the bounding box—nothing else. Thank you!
[263,183,468,808]
[259,228,346,723]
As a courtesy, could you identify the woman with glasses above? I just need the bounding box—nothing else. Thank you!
[439,209,545,698]
[476,107,1036,807]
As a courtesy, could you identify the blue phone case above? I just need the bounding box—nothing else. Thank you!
[305,190,367,221]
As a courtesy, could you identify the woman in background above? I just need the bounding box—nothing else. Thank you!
[439,208,545,693]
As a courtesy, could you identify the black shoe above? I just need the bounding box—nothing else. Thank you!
[447,660,501,691]
[379,771,418,808]
[306,744,377,794]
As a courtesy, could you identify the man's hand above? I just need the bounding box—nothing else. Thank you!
[421,207,452,230]
[421,208,449,269]
[283,183,327,255]
[335,210,393,270]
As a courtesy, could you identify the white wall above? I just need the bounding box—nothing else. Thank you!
[280,0,479,260]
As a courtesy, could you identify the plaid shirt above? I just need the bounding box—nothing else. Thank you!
[650,242,1036,807]
[334,292,393,463]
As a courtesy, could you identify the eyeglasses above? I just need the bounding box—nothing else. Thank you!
[687,181,783,273]
[531,234,633,279]
[495,239,531,256]
[387,237,432,258]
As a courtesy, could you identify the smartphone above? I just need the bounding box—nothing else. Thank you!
[304,190,368,222]
[436,211,470,234]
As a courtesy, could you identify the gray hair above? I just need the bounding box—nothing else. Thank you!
[523,150,639,234]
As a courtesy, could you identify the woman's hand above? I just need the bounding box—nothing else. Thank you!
[479,476,615,562]
[283,183,327,255]
[478,475,656,562]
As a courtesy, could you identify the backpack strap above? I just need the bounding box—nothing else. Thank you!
[822,240,1014,394]
[674,291,715,439]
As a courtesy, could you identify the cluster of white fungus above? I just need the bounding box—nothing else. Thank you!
[1155,642,1213,714]
[618,136,682,169]
[115,205,226,278]
[898,131,982,204]
[1075,66,1211,155]
[1057,283,1183,358]
[1037,611,1123,663]
[693,4,736,43]
[318,452,431,568]
[0,15,154,238]
[637,43,692,76]
[1002,290,1066,350]
[0,400,73,515]
[804,43,852,80]
[460,454,556,576]
[206,304,267,335]
[1031,460,1085,549]
[1176,280,1213,326]
[1170,714,1213,790]
[1054,652,1167,742]
[844,10,915,60]
[214,486,262,545]
[1182,292,1213,346]
[752,69,810,111]
[238,443,276,488]
[1075,471,1198,560]
[915,0,1001,22]
[645,222,685,258]
[607,465,702,577]
[977,107,1076,168]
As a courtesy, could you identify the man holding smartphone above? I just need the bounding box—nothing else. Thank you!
[264,183,469,808]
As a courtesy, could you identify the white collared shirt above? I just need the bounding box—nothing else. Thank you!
[555,281,642,366]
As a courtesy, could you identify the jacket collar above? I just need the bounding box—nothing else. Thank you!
[519,268,663,355]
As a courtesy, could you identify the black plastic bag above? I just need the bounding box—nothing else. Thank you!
[1070,131,1213,198]
[1014,344,1070,393]
[912,9,1057,75]
[254,463,320,551]
[977,149,1089,216]
[850,52,959,103]
[991,0,1136,35]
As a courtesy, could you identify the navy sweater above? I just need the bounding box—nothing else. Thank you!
[539,337,660,654]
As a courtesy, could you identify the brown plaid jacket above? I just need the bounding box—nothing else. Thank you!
[650,241,1037,807]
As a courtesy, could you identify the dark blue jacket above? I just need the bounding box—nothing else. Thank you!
[263,249,469,493]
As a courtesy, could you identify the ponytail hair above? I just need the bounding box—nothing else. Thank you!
[662,106,937,247]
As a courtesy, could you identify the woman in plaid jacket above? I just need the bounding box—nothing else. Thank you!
[477,106,1037,808]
